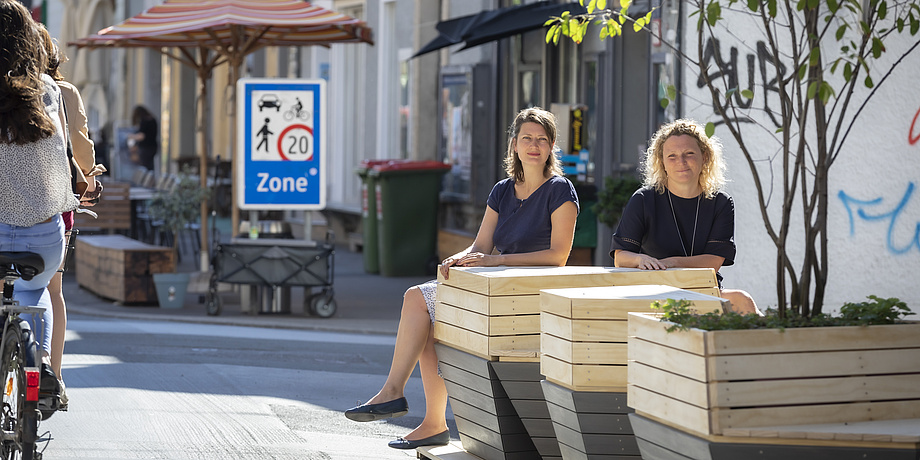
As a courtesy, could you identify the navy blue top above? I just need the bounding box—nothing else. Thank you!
[610,187,736,282]
[487,176,579,255]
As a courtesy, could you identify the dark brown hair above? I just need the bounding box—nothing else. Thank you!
[0,0,55,144]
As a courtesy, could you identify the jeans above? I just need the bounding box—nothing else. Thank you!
[0,214,65,353]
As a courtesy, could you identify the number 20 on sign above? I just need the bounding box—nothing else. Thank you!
[237,78,326,210]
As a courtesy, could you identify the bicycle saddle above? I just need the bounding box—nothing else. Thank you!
[0,252,45,281]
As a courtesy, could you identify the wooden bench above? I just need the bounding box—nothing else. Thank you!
[73,180,132,234]
[75,234,174,304]
[433,266,720,460]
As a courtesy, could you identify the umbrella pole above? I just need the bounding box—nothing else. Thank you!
[229,58,242,239]
[197,59,211,271]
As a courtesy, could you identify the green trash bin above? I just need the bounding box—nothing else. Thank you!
[356,160,392,274]
[370,161,451,277]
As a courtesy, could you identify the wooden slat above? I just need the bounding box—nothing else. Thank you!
[628,337,709,382]
[439,284,540,316]
[435,322,490,358]
[710,374,920,408]
[541,285,724,319]
[708,347,920,381]
[627,385,712,436]
[439,266,718,296]
[541,332,628,365]
[721,419,920,443]
[628,312,709,356]
[628,361,710,408]
[541,312,628,342]
[436,302,489,335]
[541,354,627,391]
[704,322,920,356]
[490,314,540,336]
[713,400,920,434]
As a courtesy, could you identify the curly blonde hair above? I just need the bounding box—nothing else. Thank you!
[642,118,726,199]
[503,107,564,182]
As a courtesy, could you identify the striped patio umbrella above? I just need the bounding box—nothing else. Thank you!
[71,0,374,270]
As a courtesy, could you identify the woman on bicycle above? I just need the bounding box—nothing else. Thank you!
[0,0,80,403]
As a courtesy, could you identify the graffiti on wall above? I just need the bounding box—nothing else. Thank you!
[697,38,786,128]
[838,182,920,255]
[911,105,920,145]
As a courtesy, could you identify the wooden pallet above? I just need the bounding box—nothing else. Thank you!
[627,312,920,437]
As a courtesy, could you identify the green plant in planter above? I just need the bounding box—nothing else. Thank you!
[147,167,211,271]
[592,175,642,228]
[652,295,914,332]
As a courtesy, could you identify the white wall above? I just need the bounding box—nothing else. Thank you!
[679,5,920,311]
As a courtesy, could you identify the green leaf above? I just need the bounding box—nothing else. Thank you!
[830,59,840,74]
[598,0,608,9]
[827,0,839,13]
[796,0,807,11]
[667,84,677,100]
[843,62,852,81]
[741,89,755,99]
[767,0,777,16]
[878,0,887,20]
[775,127,784,133]
[546,25,557,43]
[660,97,670,109]
[587,0,597,14]
[896,17,904,33]
[911,14,919,35]
[809,46,821,66]
[835,24,847,40]
[807,0,819,9]
[865,74,874,88]
[747,0,759,11]
[620,0,630,9]
[705,122,715,138]
[725,88,738,98]
[871,37,884,58]
[798,63,808,80]
[707,2,722,26]
[806,81,818,99]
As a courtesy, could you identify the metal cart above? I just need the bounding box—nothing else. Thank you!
[205,232,336,317]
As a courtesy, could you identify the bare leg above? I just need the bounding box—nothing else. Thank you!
[402,320,448,441]
[365,287,430,405]
[49,270,66,377]
[721,289,762,316]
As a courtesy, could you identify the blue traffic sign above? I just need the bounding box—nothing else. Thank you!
[236,78,326,210]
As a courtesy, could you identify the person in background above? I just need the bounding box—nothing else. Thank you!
[38,23,106,411]
[128,105,158,171]
[610,118,759,314]
[344,107,579,450]
[0,0,80,411]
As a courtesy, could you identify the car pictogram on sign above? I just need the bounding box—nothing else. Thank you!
[258,94,282,112]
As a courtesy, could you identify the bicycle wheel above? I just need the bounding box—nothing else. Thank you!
[0,323,37,460]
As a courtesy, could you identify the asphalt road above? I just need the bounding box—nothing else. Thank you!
[39,314,456,459]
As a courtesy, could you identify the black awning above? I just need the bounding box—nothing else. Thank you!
[412,1,586,58]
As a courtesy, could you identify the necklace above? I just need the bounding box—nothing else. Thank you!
[667,190,701,257]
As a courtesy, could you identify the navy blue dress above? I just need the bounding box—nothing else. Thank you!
[488,175,580,255]
[610,187,735,284]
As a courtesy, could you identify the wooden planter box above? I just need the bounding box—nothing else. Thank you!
[537,286,725,460]
[627,312,920,440]
[75,234,175,304]
[436,266,719,359]
[434,267,719,459]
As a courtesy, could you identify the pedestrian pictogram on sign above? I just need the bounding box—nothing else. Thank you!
[237,78,326,210]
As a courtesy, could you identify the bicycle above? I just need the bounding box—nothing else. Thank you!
[0,251,50,460]
[282,106,311,122]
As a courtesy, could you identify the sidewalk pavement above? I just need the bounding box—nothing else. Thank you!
[63,243,433,336]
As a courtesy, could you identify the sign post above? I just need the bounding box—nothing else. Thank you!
[236,78,326,212]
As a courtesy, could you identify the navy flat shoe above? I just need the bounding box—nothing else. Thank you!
[344,397,408,422]
[388,430,450,450]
